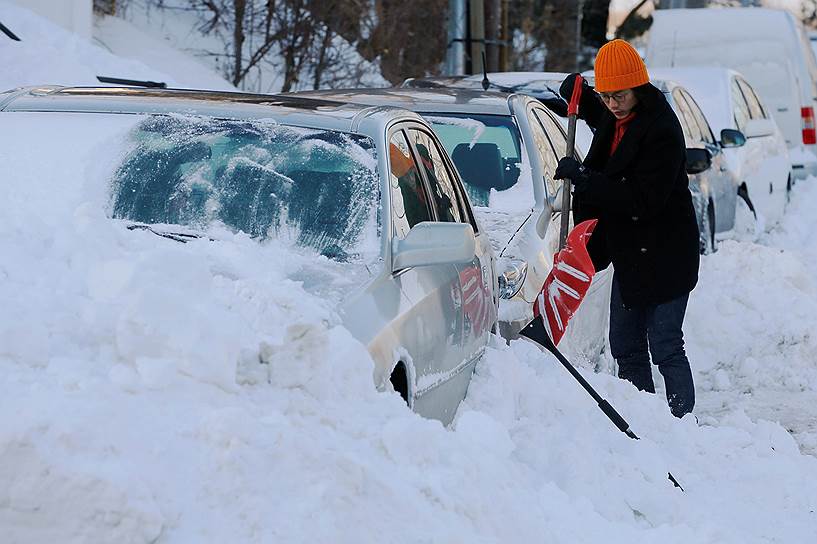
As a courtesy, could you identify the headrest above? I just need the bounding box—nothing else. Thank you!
[451,142,505,191]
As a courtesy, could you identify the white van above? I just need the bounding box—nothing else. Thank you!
[645,7,817,181]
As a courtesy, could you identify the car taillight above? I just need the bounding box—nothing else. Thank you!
[801,106,816,145]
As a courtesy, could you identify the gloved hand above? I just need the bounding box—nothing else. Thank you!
[554,157,591,192]
[559,72,591,102]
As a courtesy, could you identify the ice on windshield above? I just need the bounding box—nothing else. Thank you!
[424,113,532,210]
[110,115,381,263]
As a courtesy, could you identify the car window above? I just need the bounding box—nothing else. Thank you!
[737,78,765,120]
[681,89,716,145]
[744,82,768,118]
[528,108,561,198]
[407,128,464,224]
[671,89,702,144]
[111,115,380,262]
[424,113,529,209]
[730,78,751,131]
[389,130,433,239]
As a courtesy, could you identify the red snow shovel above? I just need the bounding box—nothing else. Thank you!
[519,219,684,491]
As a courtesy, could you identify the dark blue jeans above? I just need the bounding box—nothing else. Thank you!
[609,275,695,418]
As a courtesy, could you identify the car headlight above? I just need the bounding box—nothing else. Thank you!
[497,259,528,300]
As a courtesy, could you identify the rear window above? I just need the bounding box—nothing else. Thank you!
[423,113,532,210]
[111,115,381,262]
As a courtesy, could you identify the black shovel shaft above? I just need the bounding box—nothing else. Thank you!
[519,318,684,490]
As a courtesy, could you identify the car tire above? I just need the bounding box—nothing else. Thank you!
[390,362,410,406]
[699,200,716,255]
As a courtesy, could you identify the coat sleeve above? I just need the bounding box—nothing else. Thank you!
[579,118,686,219]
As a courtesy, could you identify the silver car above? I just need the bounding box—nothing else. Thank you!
[0,86,497,425]
[290,87,612,363]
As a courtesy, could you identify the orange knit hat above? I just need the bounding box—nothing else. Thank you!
[593,39,649,92]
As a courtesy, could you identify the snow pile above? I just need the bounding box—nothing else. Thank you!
[2,112,817,541]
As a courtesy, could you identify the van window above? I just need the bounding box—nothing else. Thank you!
[730,78,751,131]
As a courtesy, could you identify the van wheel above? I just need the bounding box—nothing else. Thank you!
[390,362,410,406]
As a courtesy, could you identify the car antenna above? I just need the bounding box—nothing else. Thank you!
[97,76,167,88]
[481,51,490,91]
[0,20,21,41]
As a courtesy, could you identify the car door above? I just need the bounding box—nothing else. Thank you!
[387,123,490,422]
[736,76,789,219]
[671,87,711,233]
[728,76,776,221]
[405,126,496,354]
[529,104,611,361]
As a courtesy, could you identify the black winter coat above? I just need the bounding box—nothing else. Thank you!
[561,81,700,307]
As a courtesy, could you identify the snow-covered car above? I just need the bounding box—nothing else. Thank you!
[645,7,817,181]
[289,87,612,362]
[649,67,791,228]
[0,85,497,425]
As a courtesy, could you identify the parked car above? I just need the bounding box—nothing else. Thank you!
[0,85,498,425]
[290,87,612,362]
[580,72,739,252]
[402,72,594,156]
[649,67,791,227]
[645,7,817,181]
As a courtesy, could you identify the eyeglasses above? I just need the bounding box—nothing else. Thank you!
[598,90,631,103]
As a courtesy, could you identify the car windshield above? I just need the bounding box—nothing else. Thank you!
[422,113,530,209]
[110,115,381,263]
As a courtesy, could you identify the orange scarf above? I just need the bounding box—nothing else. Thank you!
[610,112,636,156]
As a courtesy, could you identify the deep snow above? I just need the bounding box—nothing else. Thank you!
[1,3,817,543]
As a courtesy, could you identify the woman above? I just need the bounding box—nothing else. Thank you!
[554,39,700,418]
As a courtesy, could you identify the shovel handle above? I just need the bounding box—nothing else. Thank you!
[559,75,584,250]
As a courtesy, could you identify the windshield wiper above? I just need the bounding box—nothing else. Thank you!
[127,223,204,243]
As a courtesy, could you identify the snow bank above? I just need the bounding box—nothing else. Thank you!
[2,111,817,542]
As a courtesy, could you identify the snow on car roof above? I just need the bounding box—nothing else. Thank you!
[647,67,736,132]
[0,85,414,133]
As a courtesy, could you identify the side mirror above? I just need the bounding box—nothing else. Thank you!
[742,118,775,139]
[686,148,712,175]
[720,128,746,148]
[392,222,475,271]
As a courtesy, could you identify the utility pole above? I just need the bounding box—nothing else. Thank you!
[446,0,466,75]
[575,0,585,73]
[469,0,486,75]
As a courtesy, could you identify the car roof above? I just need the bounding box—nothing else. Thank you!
[0,85,422,134]
[289,87,516,116]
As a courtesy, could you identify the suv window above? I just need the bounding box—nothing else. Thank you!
[528,108,561,197]
[423,113,526,208]
[730,78,751,131]
[681,89,716,145]
[672,88,702,144]
[407,128,464,224]
[389,130,432,239]
[737,78,766,120]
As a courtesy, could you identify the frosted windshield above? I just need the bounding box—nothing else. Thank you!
[111,115,380,263]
